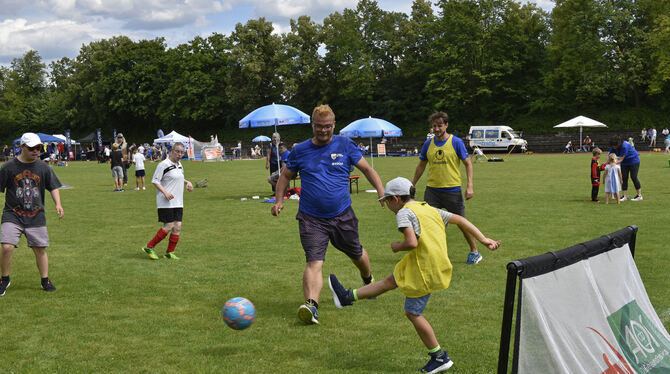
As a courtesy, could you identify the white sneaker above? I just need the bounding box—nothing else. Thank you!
[134,187,140,191]
[620,196,628,202]
[142,186,146,190]
[632,195,643,201]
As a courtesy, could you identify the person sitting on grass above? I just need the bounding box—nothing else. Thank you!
[328,177,500,374]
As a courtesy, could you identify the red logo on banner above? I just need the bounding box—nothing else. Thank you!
[587,327,634,374]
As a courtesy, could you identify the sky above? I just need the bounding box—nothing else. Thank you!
[0,0,554,67]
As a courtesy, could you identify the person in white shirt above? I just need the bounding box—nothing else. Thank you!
[141,142,193,260]
[132,147,146,190]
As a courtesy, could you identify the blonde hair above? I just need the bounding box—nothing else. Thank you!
[112,143,119,150]
[312,104,335,122]
[592,147,602,156]
[608,153,618,163]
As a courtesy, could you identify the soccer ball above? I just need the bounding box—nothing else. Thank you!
[222,297,256,330]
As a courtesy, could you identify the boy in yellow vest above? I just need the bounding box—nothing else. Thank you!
[328,177,500,373]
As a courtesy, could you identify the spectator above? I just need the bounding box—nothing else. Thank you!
[649,127,657,147]
[110,143,124,192]
[641,128,647,142]
[609,136,642,202]
[582,136,592,152]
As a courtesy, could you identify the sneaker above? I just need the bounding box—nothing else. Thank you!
[142,187,146,190]
[620,195,628,202]
[466,251,482,265]
[142,246,159,260]
[297,303,319,325]
[632,195,643,201]
[328,274,353,309]
[41,279,56,292]
[420,353,454,373]
[0,278,10,296]
[134,187,140,191]
[164,252,180,260]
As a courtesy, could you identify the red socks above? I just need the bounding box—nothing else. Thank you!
[166,234,180,253]
[147,228,168,248]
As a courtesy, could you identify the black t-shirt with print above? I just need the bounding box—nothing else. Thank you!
[0,158,62,227]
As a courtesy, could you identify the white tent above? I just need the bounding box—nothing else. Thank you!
[153,130,190,144]
[553,115,607,150]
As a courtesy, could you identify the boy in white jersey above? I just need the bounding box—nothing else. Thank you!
[329,177,500,373]
[132,147,146,190]
[141,142,193,260]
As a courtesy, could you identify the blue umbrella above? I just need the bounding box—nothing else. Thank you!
[239,103,310,169]
[13,132,66,144]
[339,117,403,167]
[252,135,271,142]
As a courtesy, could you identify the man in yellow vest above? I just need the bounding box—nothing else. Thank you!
[412,112,480,264]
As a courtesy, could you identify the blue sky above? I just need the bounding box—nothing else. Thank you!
[0,0,553,66]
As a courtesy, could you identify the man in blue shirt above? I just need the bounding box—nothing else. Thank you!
[271,104,385,325]
[609,137,642,201]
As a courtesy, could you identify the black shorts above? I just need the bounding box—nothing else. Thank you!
[135,169,145,177]
[424,187,465,216]
[158,208,183,223]
[296,206,363,262]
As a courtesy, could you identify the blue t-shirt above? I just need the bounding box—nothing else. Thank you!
[609,141,640,166]
[280,150,290,163]
[419,135,469,192]
[287,136,363,218]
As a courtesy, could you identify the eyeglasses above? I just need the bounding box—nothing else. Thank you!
[313,123,334,131]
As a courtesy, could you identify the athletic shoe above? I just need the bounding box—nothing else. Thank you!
[142,246,159,260]
[134,187,140,191]
[297,303,319,325]
[466,252,482,265]
[620,196,628,202]
[164,252,180,260]
[142,187,146,190]
[41,279,56,292]
[632,195,643,201]
[328,274,353,309]
[420,352,454,373]
[0,278,10,296]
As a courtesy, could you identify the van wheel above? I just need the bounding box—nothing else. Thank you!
[507,146,515,153]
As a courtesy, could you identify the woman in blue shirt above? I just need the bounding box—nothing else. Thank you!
[609,137,642,201]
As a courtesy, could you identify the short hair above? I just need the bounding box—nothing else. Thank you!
[429,112,449,124]
[592,148,602,156]
[312,104,335,121]
[112,143,119,150]
[173,142,185,150]
[610,136,622,147]
[399,186,416,203]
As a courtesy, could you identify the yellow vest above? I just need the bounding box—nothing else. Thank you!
[426,136,462,188]
[393,202,453,297]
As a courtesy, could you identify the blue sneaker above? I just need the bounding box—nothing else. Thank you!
[420,352,453,373]
[328,274,353,309]
[466,251,482,265]
[297,303,319,325]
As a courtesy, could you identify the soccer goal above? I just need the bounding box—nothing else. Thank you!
[498,225,670,373]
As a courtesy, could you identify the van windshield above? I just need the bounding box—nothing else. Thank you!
[509,130,522,138]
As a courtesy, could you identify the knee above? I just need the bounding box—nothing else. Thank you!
[171,222,182,234]
[2,244,15,254]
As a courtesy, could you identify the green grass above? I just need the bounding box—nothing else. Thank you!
[1,152,669,373]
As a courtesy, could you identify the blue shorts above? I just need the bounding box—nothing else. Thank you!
[405,293,431,315]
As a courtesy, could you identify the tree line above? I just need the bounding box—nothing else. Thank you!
[0,0,669,144]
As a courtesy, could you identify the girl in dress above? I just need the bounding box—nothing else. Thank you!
[603,153,623,204]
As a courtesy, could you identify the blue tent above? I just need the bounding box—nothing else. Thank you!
[13,132,65,144]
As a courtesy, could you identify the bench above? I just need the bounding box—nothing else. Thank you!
[349,175,361,194]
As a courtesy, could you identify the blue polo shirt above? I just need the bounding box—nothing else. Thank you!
[609,141,640,166]
[287,136,363,218]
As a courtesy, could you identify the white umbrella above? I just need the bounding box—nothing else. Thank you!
[553,116,607,150]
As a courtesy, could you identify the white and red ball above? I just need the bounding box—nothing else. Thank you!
[222,297,256,330]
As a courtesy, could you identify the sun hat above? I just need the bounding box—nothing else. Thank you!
[20,132,42,147]
[378,177,414,201]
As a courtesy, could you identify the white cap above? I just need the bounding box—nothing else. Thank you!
[378,177,414,201]
[20,132,42,147]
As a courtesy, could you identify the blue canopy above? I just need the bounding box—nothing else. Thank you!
[252,135,271,142]
[13,132,65,144]
[339,117,403,138]
[239,103,310,128]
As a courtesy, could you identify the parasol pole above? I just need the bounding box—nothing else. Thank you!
[369,136,374,168]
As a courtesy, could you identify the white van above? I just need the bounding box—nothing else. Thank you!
[467,126,527,152]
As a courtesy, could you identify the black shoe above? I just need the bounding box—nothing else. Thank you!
[0,278,10,296]
[420,351,454,373]
[328,274,353,309]
[41,278,56,292]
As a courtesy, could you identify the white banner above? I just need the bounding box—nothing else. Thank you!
[519,244,670,373]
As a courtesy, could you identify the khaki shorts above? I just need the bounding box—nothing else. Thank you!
[1,222,50,248]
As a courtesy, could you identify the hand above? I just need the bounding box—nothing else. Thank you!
[391,242,401,252]
[483,238,501,251]
[265,164,269,170]
[465,186,474,200]
[185,181,194,191]
[56,205,64,219]
[271,202,283,216]
[164,192,174,200]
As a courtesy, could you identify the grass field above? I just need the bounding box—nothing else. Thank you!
[1,151,669,373]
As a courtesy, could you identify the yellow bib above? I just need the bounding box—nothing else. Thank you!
[393,202,453,298]
[426,136,462,188]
